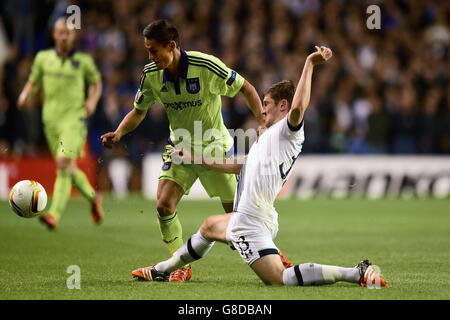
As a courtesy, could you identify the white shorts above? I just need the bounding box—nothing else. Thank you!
[226,211,279,265]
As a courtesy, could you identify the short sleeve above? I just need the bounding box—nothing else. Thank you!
[281,115,305,140]
[133,71,156,110]
[207,56,245,98]
[83,55,101,84]
[29,52,44,84]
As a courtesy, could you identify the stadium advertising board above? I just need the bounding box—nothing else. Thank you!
[142,155,450,200]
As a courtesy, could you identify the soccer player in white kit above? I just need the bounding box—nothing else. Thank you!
[132,46,389,287]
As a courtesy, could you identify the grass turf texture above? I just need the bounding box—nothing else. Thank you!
[0,196,449,300]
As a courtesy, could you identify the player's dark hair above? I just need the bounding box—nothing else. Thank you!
[264,80,295,110]
[143,19,179,47]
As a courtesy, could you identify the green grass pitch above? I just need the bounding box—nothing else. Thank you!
[1,196,449,300]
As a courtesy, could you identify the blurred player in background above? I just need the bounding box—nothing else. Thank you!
[17,17,103,230]
[102,19,293,281]
[132,46,388,288]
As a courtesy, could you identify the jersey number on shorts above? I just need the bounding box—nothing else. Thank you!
[237,236,253,259]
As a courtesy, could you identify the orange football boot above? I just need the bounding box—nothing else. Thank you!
[279,250,294,268]
[39,213,57,230]
[132,265,170,282]
[169,265,192,282]
[356,259,389,288]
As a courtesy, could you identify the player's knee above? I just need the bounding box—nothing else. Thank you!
[56,158,75,173]
[156,200,175,217]
[199,217,213,239]
[200,216,220,240]
[252,256,285,286]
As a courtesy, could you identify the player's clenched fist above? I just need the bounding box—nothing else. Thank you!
[101,131,121,149]
[307,46,333,66]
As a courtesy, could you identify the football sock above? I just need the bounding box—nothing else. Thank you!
[157,211,184,255]
[155,230,215,273]
[282,263,360,286]
[48,169,72,221]
[72,169,96,203]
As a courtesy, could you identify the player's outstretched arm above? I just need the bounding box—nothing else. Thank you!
[288,46,332,127]
[239,79,264,127]
[101,107,147,149]
[17,80,35,110]
[171,149,245,174]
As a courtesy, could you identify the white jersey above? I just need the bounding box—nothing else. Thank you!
[233,115,305,228]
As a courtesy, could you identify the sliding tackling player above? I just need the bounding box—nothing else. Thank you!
[131,46,389,288]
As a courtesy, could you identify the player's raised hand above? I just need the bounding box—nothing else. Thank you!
[101,131,121,149]
[307,46,333,66]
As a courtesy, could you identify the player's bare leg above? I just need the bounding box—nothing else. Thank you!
[199,213,231,242]
[250,254,285,285]
[156,179,184,217]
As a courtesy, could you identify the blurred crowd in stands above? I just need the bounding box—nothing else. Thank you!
[0,0,449,163]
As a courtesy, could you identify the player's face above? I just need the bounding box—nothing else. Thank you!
[53,21,73,52]
[145,38,175,70]
[262,94,284,128]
